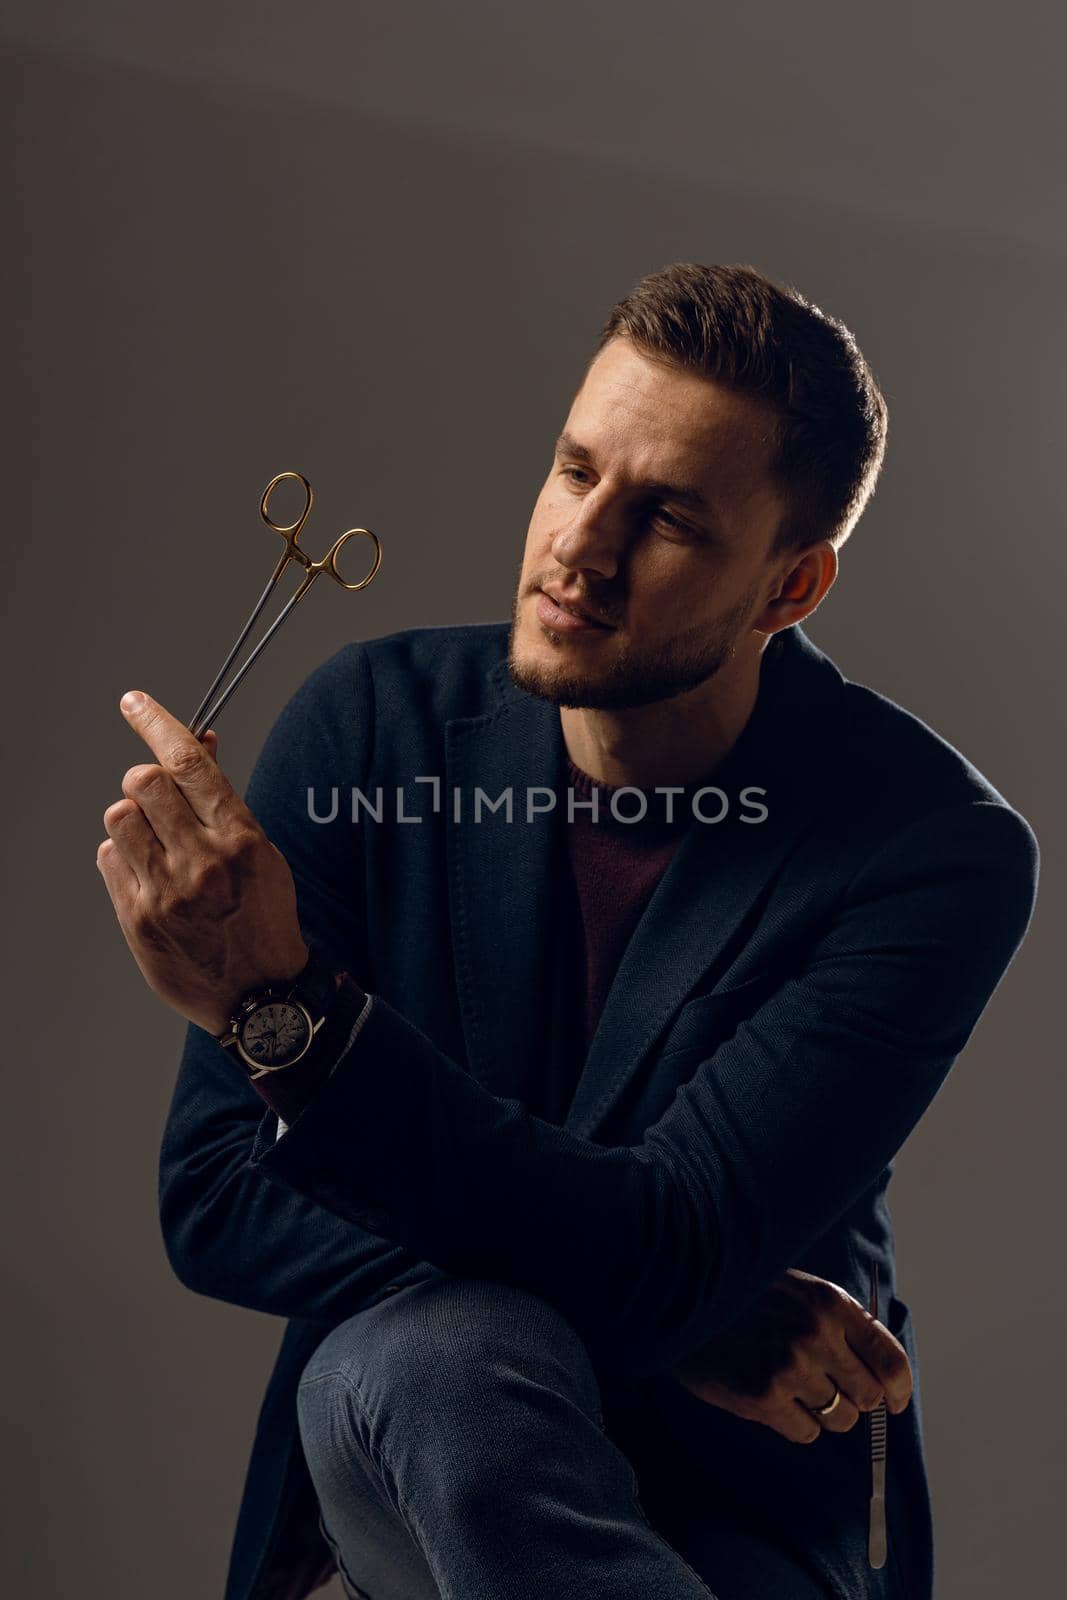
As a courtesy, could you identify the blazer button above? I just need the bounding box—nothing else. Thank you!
[382,1284,401,1295]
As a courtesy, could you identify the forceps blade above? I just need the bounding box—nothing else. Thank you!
[187,572,276,737]
[868,1263,888,1569]
[189,581,307,739]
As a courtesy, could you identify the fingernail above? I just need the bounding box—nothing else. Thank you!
[120,691,146,715]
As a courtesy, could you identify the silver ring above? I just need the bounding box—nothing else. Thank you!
[813,1381,843,1418]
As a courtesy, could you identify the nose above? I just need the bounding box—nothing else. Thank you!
[549,485,626,580]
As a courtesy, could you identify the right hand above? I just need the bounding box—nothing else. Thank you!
[97,697,310,1038]
[672,1267,913,1443]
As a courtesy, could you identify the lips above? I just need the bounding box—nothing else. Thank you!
[538,587,613,628]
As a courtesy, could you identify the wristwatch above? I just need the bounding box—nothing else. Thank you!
[216,954,341,1078]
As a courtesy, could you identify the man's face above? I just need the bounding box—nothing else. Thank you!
[508,336,789,710]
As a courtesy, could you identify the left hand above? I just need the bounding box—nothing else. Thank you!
[96,691,309,1036]
[672,1267,912,1443]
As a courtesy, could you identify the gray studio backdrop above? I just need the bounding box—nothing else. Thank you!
[2,7,1060,1597]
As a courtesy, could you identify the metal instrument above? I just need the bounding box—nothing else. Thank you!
[868,1263,888,1569]
[188,471,382,738]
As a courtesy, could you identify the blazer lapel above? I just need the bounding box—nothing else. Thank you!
[565,626,849,1138]
[563,769,824,1140]
[444,627,847,1126]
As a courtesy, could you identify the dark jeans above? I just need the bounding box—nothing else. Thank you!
[296,1275,831,1600]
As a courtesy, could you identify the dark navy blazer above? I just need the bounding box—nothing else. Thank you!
[159,621,1038,1600]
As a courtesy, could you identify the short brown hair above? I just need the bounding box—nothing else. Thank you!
[593,262,888,554]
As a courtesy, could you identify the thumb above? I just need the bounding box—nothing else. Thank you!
[199,728,220,762]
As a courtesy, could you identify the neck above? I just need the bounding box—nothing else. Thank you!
[560,643,768,789]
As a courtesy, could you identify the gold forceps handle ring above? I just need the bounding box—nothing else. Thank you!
[284,527,384,610]
[188,475,383,738]
[187,471,315,731]
[320,527,383,592]
[261,470,316,582]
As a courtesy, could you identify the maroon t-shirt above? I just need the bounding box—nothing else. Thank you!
[532,757,694,1124]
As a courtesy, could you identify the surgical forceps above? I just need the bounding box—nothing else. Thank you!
[188,471,382,738]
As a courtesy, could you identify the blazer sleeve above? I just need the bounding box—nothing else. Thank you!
[158,644,441,1323]
[245,790,1039,1376]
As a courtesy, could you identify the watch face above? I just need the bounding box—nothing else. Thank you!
[238,1000,313,1070]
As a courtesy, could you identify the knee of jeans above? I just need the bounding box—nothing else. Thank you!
[301,1277,602,1439]
[296,1355,369,1499]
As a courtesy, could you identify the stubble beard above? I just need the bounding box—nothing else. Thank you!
[506,580,761,711]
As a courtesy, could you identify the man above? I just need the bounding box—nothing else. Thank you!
[99,263,1038,1599]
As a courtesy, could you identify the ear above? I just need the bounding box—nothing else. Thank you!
[754,542,838,633]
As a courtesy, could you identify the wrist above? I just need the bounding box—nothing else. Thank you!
[238,972,369,1123]
[215,952,347,1075]
[200,945,311,1039]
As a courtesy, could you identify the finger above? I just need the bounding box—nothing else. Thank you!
[845,1313,913,1414]
[676,1370,834,1447]
[120,691,236,826]
[121,763,207,853]
[103,797,164,887]
[767,1394,823,1444]
[812,1337,887,1414]
[199,729,219,762]
[792,1370,861,1435]
[674,1373,817,1446]
[755,1370,842,1444]
[96,835,139,910]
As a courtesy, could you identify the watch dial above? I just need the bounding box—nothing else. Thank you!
[240,1001,312,1068]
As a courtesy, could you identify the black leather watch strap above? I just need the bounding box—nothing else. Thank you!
[287,950,341,1025]
[242,973,369,1123]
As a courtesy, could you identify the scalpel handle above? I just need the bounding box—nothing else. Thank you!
[867,1262,888,1569]
[868,1480,887,1569]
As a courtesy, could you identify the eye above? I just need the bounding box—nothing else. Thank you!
[556,470,699,538]
[652,508,701,538]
